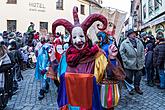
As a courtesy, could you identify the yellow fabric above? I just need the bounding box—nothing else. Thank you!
[94,53,108,83]
[114,84,119,106]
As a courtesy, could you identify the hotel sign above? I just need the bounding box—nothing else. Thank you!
[29,2,46,12]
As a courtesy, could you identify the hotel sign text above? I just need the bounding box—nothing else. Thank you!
[29,2,46,12]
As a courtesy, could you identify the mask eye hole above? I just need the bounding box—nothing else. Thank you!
[80,35,84,38]
[73,36,76,39]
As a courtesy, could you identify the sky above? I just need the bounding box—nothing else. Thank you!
[101,0,131,18]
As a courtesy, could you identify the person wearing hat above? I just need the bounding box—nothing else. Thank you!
[119,29,145,95]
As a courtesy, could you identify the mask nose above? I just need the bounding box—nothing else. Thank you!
[76,37,81,43]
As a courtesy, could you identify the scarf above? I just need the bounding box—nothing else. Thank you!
[66,44,99,67]
[129,38,137,48]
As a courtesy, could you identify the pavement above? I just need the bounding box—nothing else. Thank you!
[5,69,58,110]
[4,69,165,110]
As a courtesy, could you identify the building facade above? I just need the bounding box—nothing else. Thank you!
[131,0,142,31]
[141,0,165,38]
[0,0,90,33]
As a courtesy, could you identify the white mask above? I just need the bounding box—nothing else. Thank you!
[71,27,86,50]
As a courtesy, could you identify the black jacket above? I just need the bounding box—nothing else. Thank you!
[145,43,154,68]
[153,41,165,69]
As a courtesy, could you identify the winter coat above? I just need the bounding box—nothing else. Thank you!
[145,43,154,69]
[119,38,145,70]
[153,41,165,69]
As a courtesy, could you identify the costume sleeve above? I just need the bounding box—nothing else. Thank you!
[57,53,67,78]
[94,54,108,83]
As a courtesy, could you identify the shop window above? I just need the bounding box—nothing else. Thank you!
[7,0,17,4]
[143,4,146,19]
[80,4,85,15]
[40,22,48,30]
[7,20,16,32]
[148,0,153,15]
[154,0,162,10]
[56,0,63,10]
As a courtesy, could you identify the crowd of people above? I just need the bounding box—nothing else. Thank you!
[121,29,165,90]
[0,6,165,110]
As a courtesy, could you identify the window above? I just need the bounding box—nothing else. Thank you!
[40,22,48,30]
[7,0,17,4]
[56,0,63,10]
[80,5,85,15]
[136,5,139,10]
[148,0,153,15]
[154,0,162,10]
[7,20,16,32]
[143,4,146,19]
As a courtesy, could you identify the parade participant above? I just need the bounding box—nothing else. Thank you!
[96,31,125,110]
[97,31,110,58]
[52,6,108,109]
[53,38,63,63]
[106,43,125,81]
[35,37,51,100]
[119,29,145,95]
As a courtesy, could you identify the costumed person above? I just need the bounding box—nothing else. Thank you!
[35,36,52,100]
[46,40,60,89]
[53,38,63,63]
[97,31,114,58]
[52,6,108,109]
[96,31,125,110]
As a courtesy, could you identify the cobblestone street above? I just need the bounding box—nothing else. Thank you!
[5,69,165,110]
[5,69,58,110]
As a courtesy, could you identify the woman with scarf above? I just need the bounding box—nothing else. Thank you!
[53,7,108,109]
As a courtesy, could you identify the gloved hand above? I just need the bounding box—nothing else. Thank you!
[41,69,47,75]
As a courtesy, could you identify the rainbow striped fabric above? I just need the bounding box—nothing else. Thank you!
[100,83,120,109]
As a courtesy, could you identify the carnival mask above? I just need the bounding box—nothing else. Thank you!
[72,27,86,50]
[108,44,118,58]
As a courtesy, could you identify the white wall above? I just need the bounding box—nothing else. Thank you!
[0,0,89,33]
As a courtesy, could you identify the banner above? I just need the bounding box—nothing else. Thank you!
[88,7,127,45]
